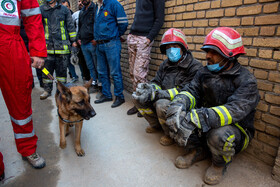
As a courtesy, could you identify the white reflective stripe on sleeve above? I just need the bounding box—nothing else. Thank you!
[117,17,127,20]
[21,7,41,17]
[14,129,35,139]
[10,115,32,126]
[0,17,20,26]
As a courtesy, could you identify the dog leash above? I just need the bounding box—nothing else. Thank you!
[41,67,58,83]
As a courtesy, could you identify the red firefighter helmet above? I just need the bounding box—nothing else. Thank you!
[201,27,245,59]
[160,28,188,54]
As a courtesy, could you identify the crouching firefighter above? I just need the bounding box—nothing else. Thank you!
[132,28,202,146]
[165,27,260,185]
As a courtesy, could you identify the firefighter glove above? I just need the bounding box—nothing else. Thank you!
[70,47,79,65]
[132,83,155,105]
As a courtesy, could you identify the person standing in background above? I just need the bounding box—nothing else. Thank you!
[94,0,128,108]
[39,0,77,100]
[77,0,99,93]
[127,0,165,116]
[72,0,91,82]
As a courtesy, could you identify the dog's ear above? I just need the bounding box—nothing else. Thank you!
[83,78,93,89]
[57,81,72,102]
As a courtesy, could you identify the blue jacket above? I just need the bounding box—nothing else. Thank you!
[94,0,128,41]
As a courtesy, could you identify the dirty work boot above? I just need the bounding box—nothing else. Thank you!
[204,164,226,185]
[175,147,207,169]
[137,111,143,118]
[40,91,51,100]
[145,126,160,133]
[22,152,46,169]
[160,135,174,146]
[0,172,4,182]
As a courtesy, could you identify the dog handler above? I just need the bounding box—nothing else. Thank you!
[0,0,47,180]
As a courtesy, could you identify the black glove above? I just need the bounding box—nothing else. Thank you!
[132,83,155,105]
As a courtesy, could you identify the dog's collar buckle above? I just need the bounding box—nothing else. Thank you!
[57,109,84,124]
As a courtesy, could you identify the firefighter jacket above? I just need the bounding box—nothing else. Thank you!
[151,51,203,98]
[179,61,260,145]
[40,2,76,54]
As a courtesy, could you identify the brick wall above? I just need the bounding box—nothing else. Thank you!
[119,0,280,170]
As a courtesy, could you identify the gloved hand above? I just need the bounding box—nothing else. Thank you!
[154,89,171,101]
[70,47,79,65]
[165,93,189,132]
[169,111,196,147]
[166,102,186,133]
[132,83,155,105]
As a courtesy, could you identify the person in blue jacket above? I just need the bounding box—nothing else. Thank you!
[94,0,128,108]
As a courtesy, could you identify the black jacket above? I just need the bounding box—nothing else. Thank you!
[40,3,76,54]
[151,51,203,91]
[130,0,165,41]
[78,2,96,44]
[181,61,260,139]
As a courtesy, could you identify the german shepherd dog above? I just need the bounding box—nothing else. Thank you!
[55,79,96,156]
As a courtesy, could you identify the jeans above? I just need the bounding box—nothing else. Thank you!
[68,63,78,78]
[81,43,98,82]
[96,39,124,99]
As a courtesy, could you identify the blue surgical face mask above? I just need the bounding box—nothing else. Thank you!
[207,63,225,72]
[207,58,227,72]
[166,47,182,63]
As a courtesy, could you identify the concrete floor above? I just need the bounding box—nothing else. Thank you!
[0,69,279,187]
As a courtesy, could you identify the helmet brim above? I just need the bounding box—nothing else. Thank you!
[201,45,230,59]
[160,42,187,54]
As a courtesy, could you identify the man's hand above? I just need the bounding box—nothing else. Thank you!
[72,42,78,47]
[30,56,44,69]
[77,40,82,46]
[91,40,97,46]
[132,83,155,105]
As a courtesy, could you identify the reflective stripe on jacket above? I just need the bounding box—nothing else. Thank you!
[0,0,47,57]
[40,3,76,54]
[181,61,260,139]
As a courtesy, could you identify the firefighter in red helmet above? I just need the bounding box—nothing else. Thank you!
[132,28,202,146]
[166,27,260,185]
[0,0,47,181]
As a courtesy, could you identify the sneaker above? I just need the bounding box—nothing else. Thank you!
[70,76,79,83]
[127,106,138,115]
[40,91,51,100]
[22,152,46,169]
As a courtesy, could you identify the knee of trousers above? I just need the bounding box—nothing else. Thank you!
[206,126,241,164]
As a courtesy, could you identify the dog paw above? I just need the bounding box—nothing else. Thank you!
[75,149,85,157]
[60,142,66,149]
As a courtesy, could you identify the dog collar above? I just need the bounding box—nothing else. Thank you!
[57,109,84,123]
